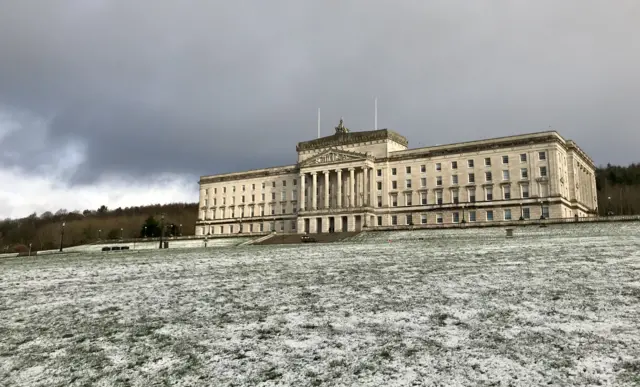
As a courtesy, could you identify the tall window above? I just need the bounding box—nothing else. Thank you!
[503,185,511,200]
[486,187,493,201]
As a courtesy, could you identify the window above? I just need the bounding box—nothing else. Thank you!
[520,153,527,162]
[392,181,398,190]
[391,194,398,207]
[486,187,493,201]
[538,151,546,160]
[377,169,382,177]
[452,190,459,204]
[261,193,265,201]
[539,166,547,177]
[204,198,208,207]
[270,207,275,215]
[391,215,398,225]
[291,220,296,229]
[504,209,512,220]
[502,155,509,164]
[420,192,427,205]
[420,177,427,187]
[503,185,511,200]
[272,182,276,187]
[451,161,458,169]
[392,168,397,175]
[484,157,491,166]
[242,185,246,192]
[542,206,550,218]
[260,207,265,216]
[436,176,442,186]
[521,168,528,179]
[469,211,476,222]
[468,173,475,183]
[436,213,443,224]
[406,179,412,189]
[468,159,474,168]
[213,198,217,206]
[292,190,297,200]
[262,182,265,189]
[502,170,510,180]
[421,214,427,224]
[223,187,227,193]
[377,216,382,226]
[436,191,443,205]
[293,179,297,186]
[220,226,224,234]
[271,192,276,200]
[223,198,226,205]
[377,196,382,207]
[435,163,441,171]
[485,172,492,182]
[468,188,476,202]
[282,180,286,187]
[420,165,426,173]
[281,207,286,214]
[486,210,494,221]
[521,184,529,198]
[452,212,460,223]
[249,224,253,233]
[406,166,411,174]
[523,207,531,219]
[232,197,236,205]
[452,175,458,185]
[406,214,412,225]
[233,186,236,192]
[377,181,382,190]
[405,193,412,206]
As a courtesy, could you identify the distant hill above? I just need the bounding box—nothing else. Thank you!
[0,203,197,253]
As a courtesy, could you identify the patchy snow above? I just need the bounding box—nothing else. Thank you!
[1,222,640,386]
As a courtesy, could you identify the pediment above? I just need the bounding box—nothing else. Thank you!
[299,148,369,167]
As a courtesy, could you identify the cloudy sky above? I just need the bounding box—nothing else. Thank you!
[1,1,638,219]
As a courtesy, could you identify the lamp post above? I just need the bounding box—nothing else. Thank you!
[59,222,66,252]
[461,205,466,224]
[28,243,32,257]
[179,224,182,237]
[98,229,102,240]
[120,228,123,240]
[519,203,524,221]
[539,199,545,219]
[159,213,165,249]
[607,196,612,216]
[143,226,147,238]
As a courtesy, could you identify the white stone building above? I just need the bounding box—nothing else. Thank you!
[196,119,597,235]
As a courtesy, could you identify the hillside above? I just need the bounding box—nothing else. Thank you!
[0,203,198,253]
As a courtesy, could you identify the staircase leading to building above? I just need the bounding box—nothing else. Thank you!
[254,231,361,246]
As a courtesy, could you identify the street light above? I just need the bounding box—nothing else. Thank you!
[98,229,102,240]
[159,213,165,249]
[59,222,66,252]
[143,226,147,238]
[179,224,182,236]
[120,228,123,240]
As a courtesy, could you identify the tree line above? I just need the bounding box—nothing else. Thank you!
[0,203,198,253]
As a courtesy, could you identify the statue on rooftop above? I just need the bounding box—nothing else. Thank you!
[335,117,350,134]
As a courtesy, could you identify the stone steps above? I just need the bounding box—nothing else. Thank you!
[254,231,361,246]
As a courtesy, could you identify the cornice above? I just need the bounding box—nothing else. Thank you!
[200,165,298,184]
[296,129,408,152]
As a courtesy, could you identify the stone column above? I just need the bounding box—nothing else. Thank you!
[311,172,317,210]
[336,169,342,208]
[299,173,306,211]
[324,171,330,209]
[370,167,376,207]
[349,168,355,208]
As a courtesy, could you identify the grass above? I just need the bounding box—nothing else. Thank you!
[0,223,639,386]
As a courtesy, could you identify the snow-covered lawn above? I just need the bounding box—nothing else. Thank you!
[1,223,639,386]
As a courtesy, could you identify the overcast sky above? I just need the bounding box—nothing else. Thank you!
[1,1,639,219]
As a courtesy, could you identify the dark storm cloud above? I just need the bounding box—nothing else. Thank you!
[1,0,639,187]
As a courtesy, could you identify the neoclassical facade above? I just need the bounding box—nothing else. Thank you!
[196,119,597,235]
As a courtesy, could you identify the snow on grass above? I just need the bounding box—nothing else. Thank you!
[1,223,640,386]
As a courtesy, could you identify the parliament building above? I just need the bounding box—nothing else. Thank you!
[196,119,597,235]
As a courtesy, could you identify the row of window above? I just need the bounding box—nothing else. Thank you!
[205,220,296,235]
[382,206,549,225]
[202,203,298,220]
[384,183,536,207]
[204,179,298,196]
[384,151,547,176]
[204,191,298,207]
[384,167,547,190]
